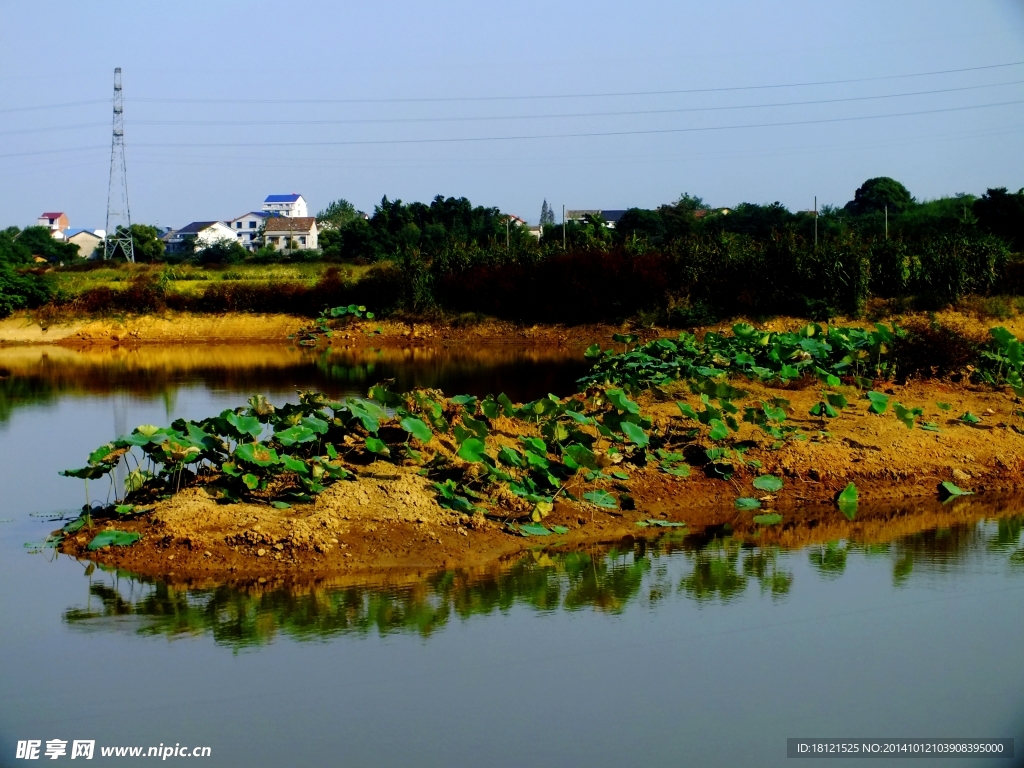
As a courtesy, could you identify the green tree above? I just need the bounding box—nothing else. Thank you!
[317,199,360,228]
[12,226,80,262]
[845,177,914,216]
[110,224,165,263]
[973,187,1024,250]
[540,199,555,226]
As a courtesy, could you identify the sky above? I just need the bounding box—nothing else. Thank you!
[1,0,1023,229]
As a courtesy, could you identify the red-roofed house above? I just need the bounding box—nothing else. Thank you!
[38,212,69,239]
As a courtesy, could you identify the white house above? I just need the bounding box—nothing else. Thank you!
[37,212,69,239]
[262,194,307,218]
[226,211,268,250]
[263,217,317,251]
[64,229,104,259]
[162,221,238,253]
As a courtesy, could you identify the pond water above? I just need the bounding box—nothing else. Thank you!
[2,344,1024,767]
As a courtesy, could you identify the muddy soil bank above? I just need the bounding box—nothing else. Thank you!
[0,311,622,347]
[4,305,1023,347]
[57,379,1024,582]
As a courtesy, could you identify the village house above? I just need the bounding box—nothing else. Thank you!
[37,212,69,238]
[64,229,105,258]
[162,221,237,253]
[263,217,317,251]
[226,211,268,250]
[565,209,628,228]
[261,194,308,218]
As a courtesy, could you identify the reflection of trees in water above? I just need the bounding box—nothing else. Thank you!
[809,543,848,579]
[803,516,1024,586]
[677,539,793,602]
[63,518,1024,647]
[0,344,589,422]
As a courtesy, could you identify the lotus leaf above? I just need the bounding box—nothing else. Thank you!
[457,438,487,463]
[87,530,140,550]
[365,436,391,456]
[938,481,973,499]
[583,490,618,509]
[620,421,649,447]
[752,475,784,492]
[400,416,433,443]
[234,443,280,467]
[227,412,262,438]
[753,513,783,525]
[735,497,761,510]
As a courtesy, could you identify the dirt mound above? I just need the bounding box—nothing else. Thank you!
[147,462,452,560]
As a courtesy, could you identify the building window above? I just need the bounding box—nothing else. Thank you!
[236,222,241,228]
[249,221,257,228]
[299,236,306,244]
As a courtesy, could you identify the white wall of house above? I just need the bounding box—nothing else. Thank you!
[261,195,308,218]
[66,231,102,258]
[226,212,267,250]
[196,222,238,248]
[264,219,318,250]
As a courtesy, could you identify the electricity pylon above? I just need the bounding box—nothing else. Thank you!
[103,67,134,262]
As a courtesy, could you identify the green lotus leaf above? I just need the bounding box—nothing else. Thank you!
[620,421,649,447]
[234,443,280,467]
[227,412,262,438]
[752,513,783,525]
[938,481,973,499]
[365,436,391,456]
[752,475,784,493]
[400,416,433,443]
[734,497,761,510]
[276,425,316,446]
[583,489,618,509]
[457,438,487,463]
[87,530,140,550]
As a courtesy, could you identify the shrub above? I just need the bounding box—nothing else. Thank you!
[0,265,53,317]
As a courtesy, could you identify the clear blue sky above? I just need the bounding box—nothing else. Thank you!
[2,0,1023,229]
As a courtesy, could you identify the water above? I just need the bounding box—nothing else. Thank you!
[2,344,1024,767]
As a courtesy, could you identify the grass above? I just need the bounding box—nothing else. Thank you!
[51,262,374,299]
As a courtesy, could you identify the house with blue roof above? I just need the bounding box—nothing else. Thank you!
[262,194,307,218]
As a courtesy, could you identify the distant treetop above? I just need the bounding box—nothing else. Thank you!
[845,177,914,216]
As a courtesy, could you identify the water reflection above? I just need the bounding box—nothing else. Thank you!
[62,515,1024,649]
[0,343,590,421]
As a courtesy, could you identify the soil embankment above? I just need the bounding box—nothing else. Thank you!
[57,379,1024,582]
[0,311,621,347]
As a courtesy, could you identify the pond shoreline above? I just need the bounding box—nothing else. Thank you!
[56,489,1024,586]
[0,311,625,347]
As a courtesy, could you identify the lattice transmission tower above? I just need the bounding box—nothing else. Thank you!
[103,67,134,262]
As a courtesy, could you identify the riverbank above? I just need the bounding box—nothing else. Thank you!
[5,301,1024,348]
[56,377,1024,581]
[0,310,625,347]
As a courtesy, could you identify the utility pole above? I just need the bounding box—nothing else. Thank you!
[814,195,818,247]
[505,218,510,250]
[885,205,888,241]
[562,204,566,250]
[104,67,134,262]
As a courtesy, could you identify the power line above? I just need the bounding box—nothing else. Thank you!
[126,60,1024,105]
[125,99,1024,149]
[1,101,1021,161]
[0,61,1020,116]
[7,78,1021,138]
[0,122,108,137]
[122,79,1024,129]
[0,98,109,114]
